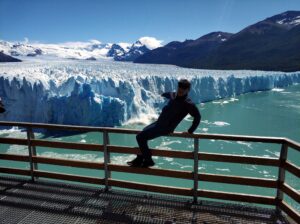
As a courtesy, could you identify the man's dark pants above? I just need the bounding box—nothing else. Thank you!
[136,122,170,160]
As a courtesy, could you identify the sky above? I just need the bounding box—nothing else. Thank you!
[1,0,300,44]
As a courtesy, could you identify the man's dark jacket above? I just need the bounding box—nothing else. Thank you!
[156,92,201,133]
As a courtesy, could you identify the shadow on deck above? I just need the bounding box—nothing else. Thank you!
[0,176,291,224]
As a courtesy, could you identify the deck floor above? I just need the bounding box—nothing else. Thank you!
[0,175,291,224]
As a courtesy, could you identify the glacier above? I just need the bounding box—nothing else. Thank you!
[0,58,300,127]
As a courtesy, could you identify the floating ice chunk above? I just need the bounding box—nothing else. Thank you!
[7,145,28,155]
[265,149,280,157]
[111,155,134,165]
[160,140,182,147]
[184,114,193,121]
[216,168,231,172]
[123,113,158,125]
[212,121,230,126]
[229,98,239,102]
[40,151,99,161]
[164,157,174,162]
[271,88,284,92]
[237,141,252,149]
[180,165,192,169]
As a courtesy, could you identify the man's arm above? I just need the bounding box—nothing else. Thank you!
[187,103,201,134]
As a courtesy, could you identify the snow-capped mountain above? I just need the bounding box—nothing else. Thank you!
[0,41,43,57]
[114,40,150,61]
[107,44,127,57]
[0,37,162,61]
[115,37,163,61]
[272,11,300,27]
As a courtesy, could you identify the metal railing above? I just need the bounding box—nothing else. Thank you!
[0,121,299,223]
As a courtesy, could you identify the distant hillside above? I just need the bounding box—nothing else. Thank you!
[135,11,300,72]
[135,32,233,67]
[0,51,21,62]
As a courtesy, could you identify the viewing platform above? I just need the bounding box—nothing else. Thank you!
[0,121,299,223]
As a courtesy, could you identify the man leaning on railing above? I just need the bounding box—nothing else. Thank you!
[127,79,201,168]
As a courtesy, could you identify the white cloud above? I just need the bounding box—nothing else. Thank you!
[23,37,29,44]
[138,36,163,50]
[89,39,102,44]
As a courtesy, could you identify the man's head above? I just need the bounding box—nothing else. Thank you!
[177,79,191,96]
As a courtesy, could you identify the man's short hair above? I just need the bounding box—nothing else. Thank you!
[178,79,191,89]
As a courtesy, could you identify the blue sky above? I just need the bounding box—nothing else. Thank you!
[1,0,300,44]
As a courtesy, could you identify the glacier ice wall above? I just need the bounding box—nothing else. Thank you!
[0,59,300,127]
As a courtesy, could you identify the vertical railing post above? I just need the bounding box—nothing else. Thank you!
[276,142,288,213]
[26,127,35,182]
[29,130,38,174]
[193,138,199,204]
[103,130,111,191]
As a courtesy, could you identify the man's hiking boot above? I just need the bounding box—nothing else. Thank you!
[127,155,143,167]
[140,158,155,168]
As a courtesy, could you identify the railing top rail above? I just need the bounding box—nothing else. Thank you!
[0,121,289,143]
[0,121,104,132]
[285,138,300,152]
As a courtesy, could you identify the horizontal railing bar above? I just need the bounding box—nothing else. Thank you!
[97,127,286,142]
[0,166,31,176]
[0,154,29,162]
[285,138,300,152]
[31,139,104,151]
[280,183,300,204]
[0,121,287,143]
[198,173,277,188]
[191,133,285,143]
[107,145,139,154]
[32,156,105,170]
[0,121,104,132]
[199,152,280,166]
[0,153,279,188]
[108,145,193,159]
[284,161,300,178]
[33,170,105,185]
[280,200,300,224]
[198,189,276,205]
[108,179,193,196]
[108,164,193,179]
[0,137,28,146]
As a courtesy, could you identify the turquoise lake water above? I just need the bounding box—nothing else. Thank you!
[0,84,299,210]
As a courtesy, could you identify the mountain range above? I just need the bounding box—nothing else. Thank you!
[135,11,300,72]
[1,11,299,71]
[0,37,161,62]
